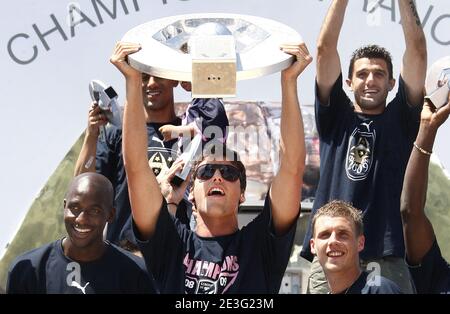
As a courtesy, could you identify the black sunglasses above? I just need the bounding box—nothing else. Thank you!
[194,164,241,182]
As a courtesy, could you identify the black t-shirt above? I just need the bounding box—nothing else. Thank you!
[340,271,401,294]
[408,240,450,294]
[134,192,297,294]
[6,239,157,294]
[301,74,421,261]
[96,119,181,245]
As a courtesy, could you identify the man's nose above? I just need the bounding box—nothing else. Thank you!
[366,72,375,85]
[146,76,157,87]
[328,231,339,244]
[75,210,88,224]
[212,169,224,182]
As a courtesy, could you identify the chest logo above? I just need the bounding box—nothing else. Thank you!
[345,122,376,181]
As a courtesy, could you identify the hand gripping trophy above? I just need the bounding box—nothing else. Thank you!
[121,13,302,185]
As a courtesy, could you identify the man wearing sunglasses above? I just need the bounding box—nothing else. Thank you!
[111,41,311,293]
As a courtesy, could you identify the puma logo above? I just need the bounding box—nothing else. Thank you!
[70,281,90,294]
[361,121,373,132]
[151,136,165,146]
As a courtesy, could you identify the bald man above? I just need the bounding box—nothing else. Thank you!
[7,173,157,294]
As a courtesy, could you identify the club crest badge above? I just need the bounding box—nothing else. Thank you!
[346,121,376,181]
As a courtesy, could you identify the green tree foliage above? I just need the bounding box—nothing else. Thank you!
[425,163,450,261]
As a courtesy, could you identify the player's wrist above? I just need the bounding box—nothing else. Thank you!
[418,122,438,138]
[86,129,100,139]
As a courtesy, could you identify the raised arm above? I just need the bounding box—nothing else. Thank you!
[110,42,162,240]
[74,103,107,175]
[398,0,427,106]
[401,97,450,264]
[316,0,347,105]
[270,43,312,235]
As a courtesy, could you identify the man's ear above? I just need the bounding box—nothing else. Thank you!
[239,193,245,204]
[346,78,353,91]
[310,238,316,255]
[357,235,365,253]
[188,189,197,209]
[171,80,179,88]
[180,81,192,92]
[388,78,396,91]
[188,189,195,203]
[107,208,116,224]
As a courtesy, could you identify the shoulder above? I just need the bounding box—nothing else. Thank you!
[315,74,353,122]
[106,242,147,271]
[9,242,55,271]
[103,124,122,141]
[363,274,402,294]
[7,242,57,292]
[388,75,419,108]
[378,276,402,293]
[321,74,349,101]
[409,240,444,267]
[105,123,121,134]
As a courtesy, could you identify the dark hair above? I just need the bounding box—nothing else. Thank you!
[348,45,393,80]
[311,200,364,237]
[191,141,246,193]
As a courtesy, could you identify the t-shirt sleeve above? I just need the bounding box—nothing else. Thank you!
[95,127,120,181]
[315,74,352,139]
[387,76,422,142]
[6,260,37,294]
[244,190,298,292]
[132,200,188,292]
[6,246,49,294]
[407,240,450,294]
[368,277,402,294]
[175,199,191,227]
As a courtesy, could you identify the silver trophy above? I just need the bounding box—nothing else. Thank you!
[121,13,302,98]
[425,56,450,109]
[89,80,122,128]
[121,14,302,185]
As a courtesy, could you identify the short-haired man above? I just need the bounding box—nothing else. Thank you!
[74,60,187,252]
[110,41,311,293]
[301,0,427,293]
[310,200,401,294]
[7,173,156,294]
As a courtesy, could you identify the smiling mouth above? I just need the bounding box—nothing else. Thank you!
[207,187,225,196]
[146,90,161,96]
[73,225,92,236]
[363,89,378,95]
[327,251,344,257]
